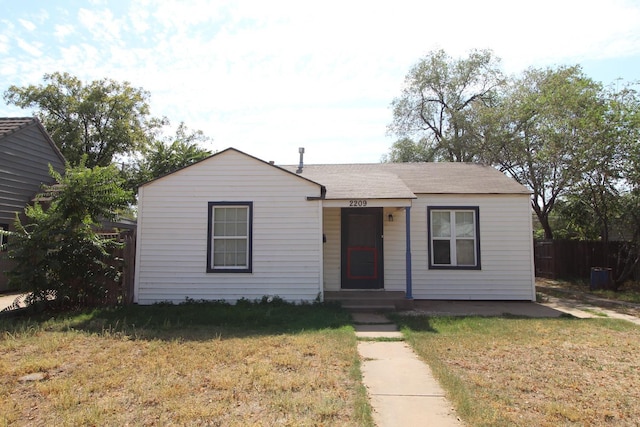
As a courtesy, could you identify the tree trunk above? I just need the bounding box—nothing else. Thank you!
[535,211,554,239]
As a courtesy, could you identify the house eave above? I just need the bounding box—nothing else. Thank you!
[321,198,415,208]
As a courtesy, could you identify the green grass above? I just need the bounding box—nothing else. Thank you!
[391,314,640,426]
[593,288,640,304]
[0,300,374,427]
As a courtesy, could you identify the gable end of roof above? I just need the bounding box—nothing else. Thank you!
[0,117,37,139]
[139,147,325,191]
[0,117,66,165]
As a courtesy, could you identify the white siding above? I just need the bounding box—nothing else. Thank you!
[135,150,323,304]
[383,207,408,292]
[322,208,341,290]
[410,194,535,300]
[320,195,535,301]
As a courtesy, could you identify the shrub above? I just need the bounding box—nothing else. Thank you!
[1,160,131,309]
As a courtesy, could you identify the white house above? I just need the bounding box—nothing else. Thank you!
[134,147,536,305]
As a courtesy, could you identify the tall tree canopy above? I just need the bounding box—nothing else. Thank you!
[388,49,505,162]
[381,137,435,163]
[4,72,166,167]
[492,65,603,239]
[127,122,213,189]
[567,83,640,285]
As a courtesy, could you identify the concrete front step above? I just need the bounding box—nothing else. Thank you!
[343,303,397,312]
[325,291,413,311]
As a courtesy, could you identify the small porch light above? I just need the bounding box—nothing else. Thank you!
[388,213,394,222]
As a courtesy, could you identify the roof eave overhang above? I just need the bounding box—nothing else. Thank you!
[321,197,415,208]
[416,191,532,196]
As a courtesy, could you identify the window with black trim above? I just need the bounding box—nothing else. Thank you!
[0,223,7,251]
[207,202,252,273]
[428,207,480,269]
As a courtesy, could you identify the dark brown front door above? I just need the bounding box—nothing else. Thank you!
[341,208,383,289]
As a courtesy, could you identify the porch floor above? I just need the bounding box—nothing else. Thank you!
[324,291,411,311]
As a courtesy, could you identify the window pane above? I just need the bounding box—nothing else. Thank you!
[237,221,247,237]
[236,208,248,236]
[214,208,227,221]
[213,222,225,236]
[433,240,451,264]
[432,212,451,237]
[210,204,251,270]
[456,239,476,265]
[232,239,247,266]
[225,240,237,265]
[455,212,475,237]
[227,222,237,236]
[213,240,227,266]
[213,238,247,267]
[213,207,249,237]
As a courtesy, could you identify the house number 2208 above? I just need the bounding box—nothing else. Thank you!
[349,200,367,207]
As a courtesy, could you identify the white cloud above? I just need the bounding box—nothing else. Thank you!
[0,34,9,55]
[18,19,36,31]
[128,1,151,34]
[110,0,640,162]
[54,24,75,41]
[2,0,640,163]
[16,38,42,57]
[78,8,123,44]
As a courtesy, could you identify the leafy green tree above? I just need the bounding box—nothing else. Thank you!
[381,137,435,162]
[567,83,640,287]
[492,66,603,239]
[125,122,212,189]
[388,49,505,162]
[4,72,166,167]
[1,161,131,309]
[573,84,640,241]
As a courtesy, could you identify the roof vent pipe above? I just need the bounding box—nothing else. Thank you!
[296,147,305,174]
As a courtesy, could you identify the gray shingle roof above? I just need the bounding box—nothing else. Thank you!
[0,117,35,139]
[280,162,530,199]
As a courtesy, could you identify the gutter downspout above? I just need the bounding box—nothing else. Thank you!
[405,206,413,300]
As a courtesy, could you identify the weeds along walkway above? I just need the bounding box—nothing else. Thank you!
[352,312,462,427]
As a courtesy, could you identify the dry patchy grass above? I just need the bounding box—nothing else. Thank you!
[394,315,640,427]
[0,302,371,426]
[537,278,640,317]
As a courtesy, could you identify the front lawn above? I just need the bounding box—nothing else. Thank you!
[0,300,372,426]
[393,315,640,426]
[537,278,640,315]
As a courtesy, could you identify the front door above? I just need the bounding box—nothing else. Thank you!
[341,208,383,289]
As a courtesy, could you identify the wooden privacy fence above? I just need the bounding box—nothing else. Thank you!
[99,229,136,305]
[534,240,625,280]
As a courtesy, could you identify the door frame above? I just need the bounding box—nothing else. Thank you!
[340,207,384,289]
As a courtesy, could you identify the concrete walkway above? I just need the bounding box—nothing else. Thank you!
[352,299,640,426]
[352,312,463,427]
[542,294,640,325]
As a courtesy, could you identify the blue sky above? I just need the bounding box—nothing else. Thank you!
[1,0,640,164]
